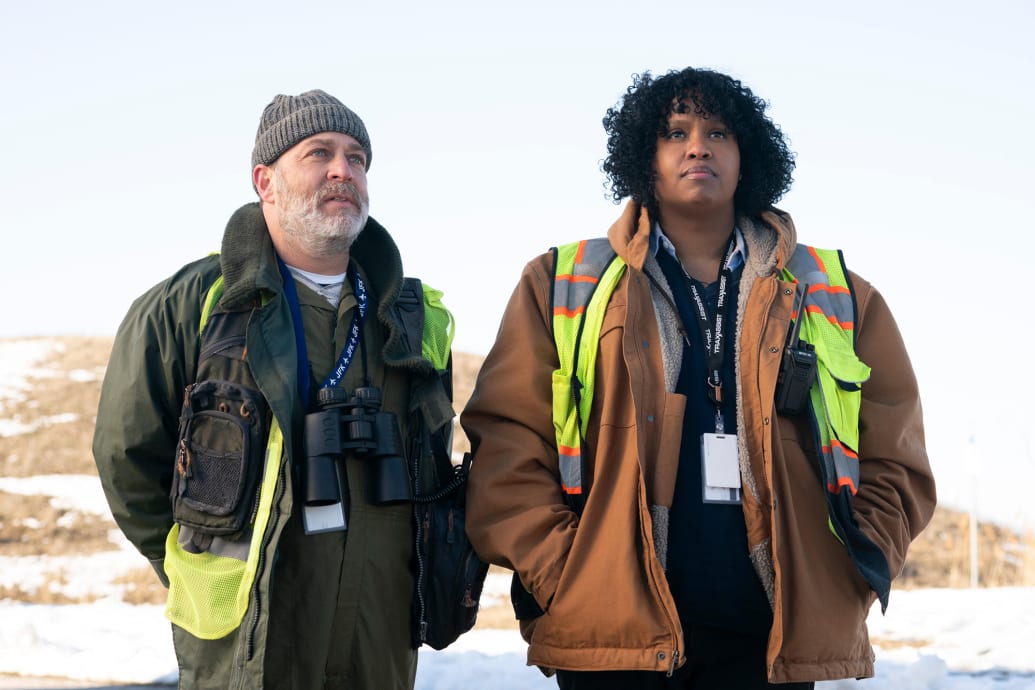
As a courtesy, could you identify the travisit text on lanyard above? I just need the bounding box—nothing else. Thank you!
[681,235,738,434]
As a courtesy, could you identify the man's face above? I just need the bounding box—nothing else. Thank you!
[261,132,370,258]
[652,107,740,223]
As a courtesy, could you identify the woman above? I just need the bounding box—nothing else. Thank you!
[463,67,935,689]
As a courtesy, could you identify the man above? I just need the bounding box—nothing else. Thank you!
[462,68,936,689]
[94,90,445,689]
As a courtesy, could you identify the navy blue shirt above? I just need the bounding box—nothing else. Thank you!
[655,245,773,636]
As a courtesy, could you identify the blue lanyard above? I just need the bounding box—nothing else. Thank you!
[277,256,368,409]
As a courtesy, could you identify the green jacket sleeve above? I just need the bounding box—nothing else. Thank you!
[92,256,221,582]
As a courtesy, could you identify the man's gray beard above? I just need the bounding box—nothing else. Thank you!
[274,168,369,257]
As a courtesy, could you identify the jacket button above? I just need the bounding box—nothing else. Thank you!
[657,652,666,661]
[769,346,778,353]
[763,417,770,425]
[784,288,793,295]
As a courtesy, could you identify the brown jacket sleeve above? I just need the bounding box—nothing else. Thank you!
[461,254,577,610]
[852,275,937,579]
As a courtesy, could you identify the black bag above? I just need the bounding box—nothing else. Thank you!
[171,378,268,537]
[412,452,489,649]
[396,277,489,649]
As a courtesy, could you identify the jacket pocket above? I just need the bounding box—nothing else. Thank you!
[171,379,268,537]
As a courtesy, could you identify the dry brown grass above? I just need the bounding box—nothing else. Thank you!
[450,351,481,455]
[0,337,111,478]
[0,490,116,557]
[114,566,169,605]
[2,336,1033,615]
[898,505,1035,589]
[0,571,102,605]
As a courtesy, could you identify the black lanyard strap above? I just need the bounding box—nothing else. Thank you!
[679,235,737,430]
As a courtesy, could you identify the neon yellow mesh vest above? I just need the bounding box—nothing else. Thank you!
[163,275,278,639]
[164,274,454,639]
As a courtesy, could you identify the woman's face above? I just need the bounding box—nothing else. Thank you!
[652,108,740,223]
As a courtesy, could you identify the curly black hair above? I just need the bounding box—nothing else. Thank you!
[602,67,795,219]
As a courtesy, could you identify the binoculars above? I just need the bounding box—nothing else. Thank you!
[303,386,411,508]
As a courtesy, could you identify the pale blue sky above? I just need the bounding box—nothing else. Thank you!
[2,0,1033,525]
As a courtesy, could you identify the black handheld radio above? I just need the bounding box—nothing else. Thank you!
[774,284,818,415]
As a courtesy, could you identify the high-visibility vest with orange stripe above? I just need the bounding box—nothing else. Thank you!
[780,245,871,498]
[779,245,893,609]
[550,239,865,507]
[550,239,627,514]
[551,238,891,606]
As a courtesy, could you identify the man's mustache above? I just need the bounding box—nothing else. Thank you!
[319,182,366,207]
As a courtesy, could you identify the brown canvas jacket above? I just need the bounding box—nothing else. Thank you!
[462,201,935,682]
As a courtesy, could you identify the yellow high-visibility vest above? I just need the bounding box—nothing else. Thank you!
[164,273,455,639]
[550,238,891,607]
[550,239,626,513]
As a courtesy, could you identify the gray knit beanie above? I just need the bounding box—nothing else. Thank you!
[251,89,371,170]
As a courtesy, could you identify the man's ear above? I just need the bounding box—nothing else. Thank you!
[253,164,275,203]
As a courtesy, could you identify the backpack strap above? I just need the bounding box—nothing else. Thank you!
[396,277,457,494]
[200,274,225,331]
[550,239,626,515]
[196,272,262,366]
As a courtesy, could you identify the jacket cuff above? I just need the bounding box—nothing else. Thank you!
[149,557,170,588]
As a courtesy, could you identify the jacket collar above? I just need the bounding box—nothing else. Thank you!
[605,199,798,275]
[217,202,423,372]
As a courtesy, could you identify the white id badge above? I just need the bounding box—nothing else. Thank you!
[302,464,348,534]
[303,501,347,534]
[701,432,742,504]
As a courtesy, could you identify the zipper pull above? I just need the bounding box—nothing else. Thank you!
[176,439,192,479]
[667,649,680,677]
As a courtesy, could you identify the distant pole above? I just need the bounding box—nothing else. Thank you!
[967,435,979,588]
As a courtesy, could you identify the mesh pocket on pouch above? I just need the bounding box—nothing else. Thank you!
[172,380,268,536]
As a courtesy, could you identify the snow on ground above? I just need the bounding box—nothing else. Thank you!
[1,476,1032,689]
[1,576,1034,688]
[0,339,64,434]
[2,338,1034,688]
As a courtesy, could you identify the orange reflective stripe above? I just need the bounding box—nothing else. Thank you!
[573,239,587,264]
[807,245,827,273]
[830,439,858,459]
[805,304,854,329]
[807,284,850,296]
[827,476,859,494]
[555,274,601,284]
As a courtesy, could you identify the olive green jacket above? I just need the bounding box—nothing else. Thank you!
[94,202,432,688]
